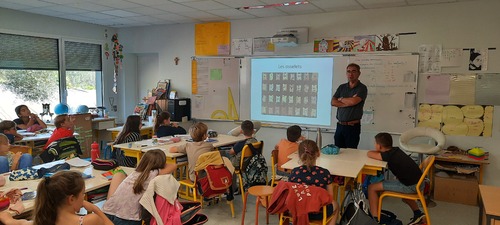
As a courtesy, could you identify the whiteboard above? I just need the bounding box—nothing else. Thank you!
[191,57,240,120]
[332,54,419,133]
[203,54,418,133]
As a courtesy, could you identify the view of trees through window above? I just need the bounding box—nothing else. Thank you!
[0,69,98,121]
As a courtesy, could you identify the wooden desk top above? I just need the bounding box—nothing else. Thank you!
[288,148,387,168]
[1,160,134,215]
[479,185,500,217]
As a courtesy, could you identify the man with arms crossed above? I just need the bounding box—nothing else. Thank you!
[331,63,367,148]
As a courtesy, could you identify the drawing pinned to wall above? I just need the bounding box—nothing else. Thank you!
[418,44,442,73]
[253,37,274,55]
[469,48,488,71]
[313,39,335,52]
[441,48,463,67]
[375,34,399,51]
[335,37,359,52]
[355,35,376,52]
[418,103,493,137]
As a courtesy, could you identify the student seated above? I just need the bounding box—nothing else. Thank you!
[103,150,176,225]
[367,132,425,225]
[154,112,186,138]
[13,104,47,131]
[0,120,23,144]
[170,122,213,181]
[112,115,142,167]
[44,114,75,150]
[275,125,304,175]
[0,134,32,173]
[228,120,257,169]
[0,170,113,225]
[288,140,339,225]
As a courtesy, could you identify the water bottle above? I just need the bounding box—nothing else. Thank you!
[91,141,99,162]
[316,128,322,149]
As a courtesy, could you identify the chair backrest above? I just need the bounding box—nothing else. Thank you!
[399,127,445,154]
[416,155,435,195]
[239,141,263,170]
[271,149,278,171]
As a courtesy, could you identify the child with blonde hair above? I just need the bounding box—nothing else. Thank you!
[0,134,32,173]
[289,140,339,224]
[103,149,176,225]
[170,122,213,181]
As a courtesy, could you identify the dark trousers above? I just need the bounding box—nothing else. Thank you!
[334,123,361,148]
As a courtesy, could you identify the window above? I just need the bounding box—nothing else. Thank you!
[0,33,102,121]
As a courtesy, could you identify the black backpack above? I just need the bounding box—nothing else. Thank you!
[340,188,378,225]
[242,142,267,190]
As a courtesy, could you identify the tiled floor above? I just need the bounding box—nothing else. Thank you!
[198,194,478,225]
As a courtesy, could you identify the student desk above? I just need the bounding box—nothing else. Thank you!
[15,132,52,149]
[112,134,247,164]
[479,185,500,225]
[107,123,154,141]
[1,160,134,216]
[286,148,387,182]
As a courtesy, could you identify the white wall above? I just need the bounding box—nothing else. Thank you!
[0,7,120,121]
[117,0,499,185]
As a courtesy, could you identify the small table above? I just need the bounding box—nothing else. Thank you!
[479,185,500,225]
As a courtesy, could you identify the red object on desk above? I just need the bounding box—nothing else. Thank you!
[91,141,99,162]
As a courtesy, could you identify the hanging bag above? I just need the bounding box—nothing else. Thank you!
[196,164,232,198]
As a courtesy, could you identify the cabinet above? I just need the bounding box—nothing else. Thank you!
[72,113,93,158]
[433,151,489,206]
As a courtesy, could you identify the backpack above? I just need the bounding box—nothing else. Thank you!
[340,188,378,225]
[379,210,403,225]
[40,136,82,163]
[242,143,268,190]
[196,164,232,198]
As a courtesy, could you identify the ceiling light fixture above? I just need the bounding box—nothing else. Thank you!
[237,1,309,10]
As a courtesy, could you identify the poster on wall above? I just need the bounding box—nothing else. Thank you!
[313,33,398,53]
[418,104,493,137]
[469,48,488,71]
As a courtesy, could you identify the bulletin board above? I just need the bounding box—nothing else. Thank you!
[194,22,231,56]
[191,57,240,120]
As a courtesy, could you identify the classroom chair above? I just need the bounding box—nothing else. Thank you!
[177,151,235,217]
[279,205,335,225]
[270,149,290,187]
[10,145,32,155]
[241,185,274,225]
[377,155,435,225]
[235,141,265,203]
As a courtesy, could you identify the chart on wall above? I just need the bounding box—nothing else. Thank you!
[333,54,419,133]
[191,57,240,120]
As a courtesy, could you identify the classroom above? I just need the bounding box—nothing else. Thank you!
[1,0,499,224]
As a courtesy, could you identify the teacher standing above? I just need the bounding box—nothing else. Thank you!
[331,63,367,148]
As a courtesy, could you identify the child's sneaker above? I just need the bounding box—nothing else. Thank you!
[408,213,425,225]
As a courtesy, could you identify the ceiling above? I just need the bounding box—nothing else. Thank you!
[0,0,476,28]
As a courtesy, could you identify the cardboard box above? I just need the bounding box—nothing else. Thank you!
[434,171,478,206]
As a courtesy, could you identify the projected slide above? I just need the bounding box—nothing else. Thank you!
[250,57,334,126]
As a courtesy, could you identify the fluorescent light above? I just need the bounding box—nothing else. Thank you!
[237,1,309,10]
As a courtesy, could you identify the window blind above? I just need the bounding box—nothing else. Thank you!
[65,41,102,71]
[0,33,59,70]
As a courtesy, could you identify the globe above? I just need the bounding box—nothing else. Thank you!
[76,105,89,114]
[54,103,69,115]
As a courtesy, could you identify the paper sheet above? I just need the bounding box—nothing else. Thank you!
[425,74,450,104]
[66,157,91,167]
[449,75,475,105]
[441,48,462,67]
[419,44,442,73]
